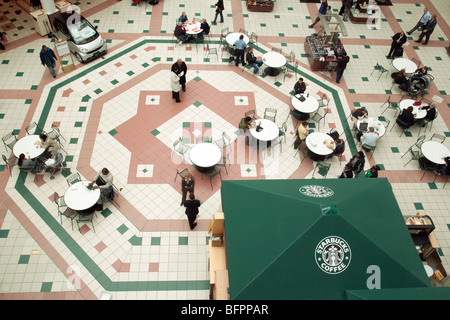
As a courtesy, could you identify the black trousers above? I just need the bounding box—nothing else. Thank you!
[172,91,181,102]
[186,212,197,229]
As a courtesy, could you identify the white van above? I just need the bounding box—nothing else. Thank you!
[52,12,107,63]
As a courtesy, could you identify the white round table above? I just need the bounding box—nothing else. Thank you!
[64,181,101,211]
[357,117,386,137]
[184,21,202,35]
[249,119,279,142]
[421,141,450,165]
[291,94,319,114]
[226,32,249,46]
[262,52,286,76]
[189,143,222,170]
[13,135,45,159]
[399,99,427,120]
[392,58,417,74]
[306,132,334,156]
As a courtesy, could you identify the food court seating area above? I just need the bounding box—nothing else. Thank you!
[0,0,449,300]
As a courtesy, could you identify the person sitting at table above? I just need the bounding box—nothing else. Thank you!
[174,22,188,44]
[18,153,38,172]
[439,156,450,176]
[89,168,114,204]
[391,68,408,86]
[35,133,59,158]
[396,106,415,129]
[404,66,429,91]
[294,78,306,95]
[421,102,437,121]
[246,47,263,75]
[239,116,253,145]
[199,19,210,38]
[346,151,365,178]
[178,11,188,24]
[294,121,313,149]
[351,108,368,127]
[360,127,379,150]
[181,172,195,206]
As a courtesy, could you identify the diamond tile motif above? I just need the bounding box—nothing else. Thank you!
[234,96,249,105]
[136,164,154,178]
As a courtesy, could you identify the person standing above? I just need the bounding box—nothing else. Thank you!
[407,7,430,35]
[415,14,437,45]
[171,65,182,103]
[342,0,353,22]
[40,45,58,78]
[335,52,350,84]
[212,0,224,24]
[184,193,201,230]
[346,151,365,178]
[387,31,407,59]
[309,0,328,28]
[246,47,263,75]
[180,172,195,206]
[173,59,187,92]
[233,34,247,67]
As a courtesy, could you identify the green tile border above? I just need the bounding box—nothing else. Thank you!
[19,37,357,293]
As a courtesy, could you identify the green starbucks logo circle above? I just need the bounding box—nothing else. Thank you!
[299,185,334,198]
[315,236,351,274]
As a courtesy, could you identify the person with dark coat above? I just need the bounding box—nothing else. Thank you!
[416,14,437,45]
[180,172,195,206]
[422,103,437,121]
[184,193,201,230]
[309,0,328,28]
[212,0,224,24]
[294,78,306,94]
[200,18,210,37]
[387,31,407,59]
[335,52,350,84]
[40,45,58,78]
[396,106,415,129]
[346,151,365,178]
[173,59,187,92]
[174,22,187,44]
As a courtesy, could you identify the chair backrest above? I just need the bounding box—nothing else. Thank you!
[238,28,247,35]
[173,137,182,148]
[2,132,16,143]
[66,172,81,185]
[245,110,256,119]
[251,32,258,40]
[53,192,60,204]
[272,47,282,54]
[221,27,229,36]
[53,153,63,165]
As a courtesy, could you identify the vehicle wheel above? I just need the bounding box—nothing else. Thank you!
[75,52,84,63]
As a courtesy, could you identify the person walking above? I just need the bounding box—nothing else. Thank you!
[407,7,430,35]
[233,34,247,67]
[342,0,353,22]
[415,14,437,45]
[173,59,187,92]
[184,193,201,230]
[335,51,350,84]
[309,0,328,28]
[212,0,224,24]
[171,64,182,103]
[387,31,407,59]
[40,45,58,78]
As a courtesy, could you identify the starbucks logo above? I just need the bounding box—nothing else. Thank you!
[299,185,334,198]
[315,236,351,274]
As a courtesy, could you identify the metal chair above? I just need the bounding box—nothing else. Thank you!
[54,192,78,230]
[66,172,81,186]
[205,43,219,60]
[201,167,222,190]
[429,133,446,144]
[275,65,288,82]
[312,161,331,179]
[172,137,191,161]
[362,144,376,160]
[309,109,327,131]
[216,152,229,175]
[411,57,421,68]
[264,108,277,122]
[323,61,337,78]
[403,149,420,167]
[370,63,389,81]
[402,135,426,158]
[249,32,258,48]
[271,47,283,54]
[238,28,248,35]
[2,154,16,177]
[2,132,18,152]
[381,97,401,117]
[418,109,438,136]
[76,213,96,234]
[49,124,66,142]
[214,132,231,150]
[174,168,190,183]
[278,122,288,143]
[220,27,229,38]
[45,152,64,180]
[25,122,45,135]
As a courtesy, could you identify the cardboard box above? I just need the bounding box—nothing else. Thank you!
[212,212,224,237]
[211,236,223,247]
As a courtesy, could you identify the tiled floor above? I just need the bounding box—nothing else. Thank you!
[0,0,449,300]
